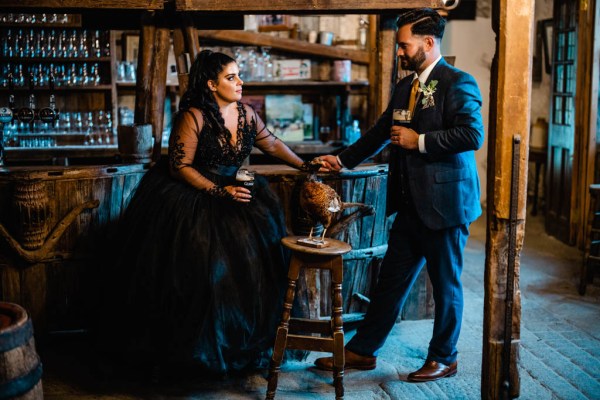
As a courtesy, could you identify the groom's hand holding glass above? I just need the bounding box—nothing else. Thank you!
[391,108,419,150]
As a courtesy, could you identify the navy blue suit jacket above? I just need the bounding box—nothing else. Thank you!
[338,58,484,230]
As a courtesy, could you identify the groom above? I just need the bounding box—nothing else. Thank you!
[315,8,484,382]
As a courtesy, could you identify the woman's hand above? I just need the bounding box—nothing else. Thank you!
[224,185,252,202]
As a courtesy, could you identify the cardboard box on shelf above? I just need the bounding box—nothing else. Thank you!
[273,59,311,80]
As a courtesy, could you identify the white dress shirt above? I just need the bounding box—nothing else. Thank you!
[416,54,442,153]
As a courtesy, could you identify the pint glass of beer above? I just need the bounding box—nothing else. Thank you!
[236,169,255,197]
[393,109,412,126]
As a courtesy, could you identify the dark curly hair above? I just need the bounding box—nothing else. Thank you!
[396,8,446,39]
[178,50,237,139]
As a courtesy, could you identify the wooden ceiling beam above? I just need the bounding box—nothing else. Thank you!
[175,0,445,13]
[0,0,164,9]
[0,0,449,13]
[198,30,370,64]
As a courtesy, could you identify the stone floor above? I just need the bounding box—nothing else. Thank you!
[40,210,600,399]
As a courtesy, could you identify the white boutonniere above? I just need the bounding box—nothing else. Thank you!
[419,80,438,109]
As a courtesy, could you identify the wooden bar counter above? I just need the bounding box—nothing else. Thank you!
[0,162,432,337]
[0,163,149,336]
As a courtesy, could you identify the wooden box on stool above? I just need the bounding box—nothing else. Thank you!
[266,236,352,400]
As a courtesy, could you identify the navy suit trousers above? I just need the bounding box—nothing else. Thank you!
[346,207,469,365]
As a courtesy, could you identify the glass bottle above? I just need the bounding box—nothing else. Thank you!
[246,47,257,81]
[350,120,361,144]
[262,46,273,81]
[357,18,368,50]
[233,46,246,80]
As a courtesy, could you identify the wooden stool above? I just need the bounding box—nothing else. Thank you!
[580,184,600,295]
[266,236,352,400]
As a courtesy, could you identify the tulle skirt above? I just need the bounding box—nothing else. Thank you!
[106,161,290,374]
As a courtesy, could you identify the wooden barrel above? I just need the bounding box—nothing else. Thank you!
[0,302,43,400]
[254,163,434,321]
[117,124,153,163]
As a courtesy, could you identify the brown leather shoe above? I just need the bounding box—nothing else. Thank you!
[407,360,457,382]
[314,349,377,371]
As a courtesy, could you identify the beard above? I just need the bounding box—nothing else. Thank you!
[400,46,426,72]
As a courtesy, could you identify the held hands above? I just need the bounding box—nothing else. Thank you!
[313,155,342,172]
[390,125,419,150]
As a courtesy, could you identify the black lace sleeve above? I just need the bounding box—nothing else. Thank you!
[168,110,199,171]
[249,107,306,170]
[253,112,279,149]
[168,109,230,193]
[205,185,234,199]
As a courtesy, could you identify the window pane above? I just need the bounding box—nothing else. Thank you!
[565,97,573,125]
[555,64,564,92]
[567,31,576,60]
[556,32,565,61]
[554,96,563,124]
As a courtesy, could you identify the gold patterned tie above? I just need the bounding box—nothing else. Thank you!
[408,78,420,115]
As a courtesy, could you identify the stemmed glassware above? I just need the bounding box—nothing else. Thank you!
[83,111,94,145]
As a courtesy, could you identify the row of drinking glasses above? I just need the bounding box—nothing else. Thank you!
[11,136,57,148]
[3,117,115,148]
[1,28,110,59]
[1,62,103,88]
[1,124,58,148]
[232,46,274,82]
[3,131,115,148]
[57,110,113,135]
[3,110,112,134]
[0,13,71,25]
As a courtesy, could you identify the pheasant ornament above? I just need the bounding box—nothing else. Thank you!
[298,160,374,244]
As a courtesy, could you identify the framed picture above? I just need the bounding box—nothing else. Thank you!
[265,95,305,142]
[122,33,140,63]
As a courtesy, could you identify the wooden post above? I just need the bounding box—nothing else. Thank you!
[367,14,379,126]
[173,13,200,96]
[148,25,170,161]
[482,0,534,398]
[376,15,398,119]
[172,29,189,97]
[134,11,156,125]
[573,0,600,248]
[183,15,200,60]
[133,11,169,162]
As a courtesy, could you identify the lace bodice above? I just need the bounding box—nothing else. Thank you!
[194,102,255,167]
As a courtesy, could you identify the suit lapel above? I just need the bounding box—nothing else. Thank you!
[412,58,447,118]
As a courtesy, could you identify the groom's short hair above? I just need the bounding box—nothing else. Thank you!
[397,8,446,39]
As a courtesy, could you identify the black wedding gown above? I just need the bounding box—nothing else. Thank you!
[105,103,292,375]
